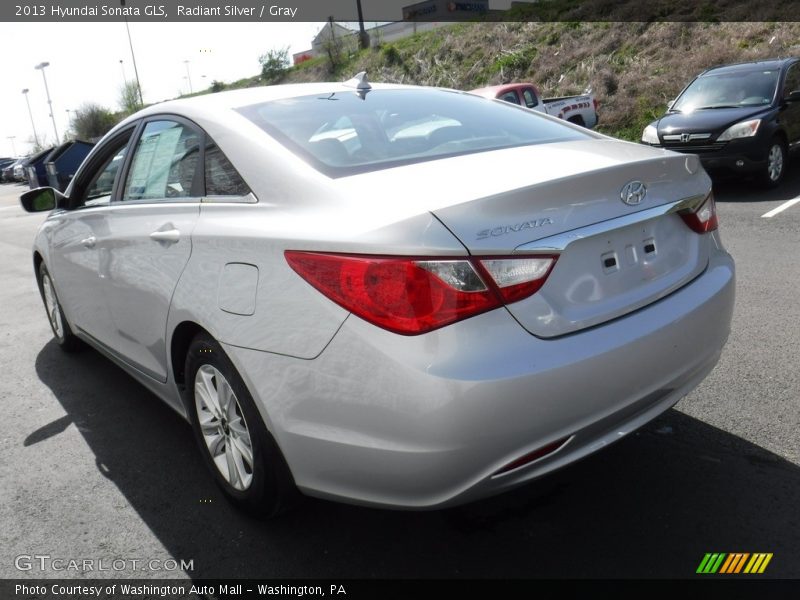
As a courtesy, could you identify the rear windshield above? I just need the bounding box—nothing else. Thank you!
[237,88,591,176]
[672,69,780,112]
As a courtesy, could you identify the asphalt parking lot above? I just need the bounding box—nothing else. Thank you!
[0,167,798,581]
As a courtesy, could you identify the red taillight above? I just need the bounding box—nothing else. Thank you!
[680,192,718,233]
[285,252,557,335]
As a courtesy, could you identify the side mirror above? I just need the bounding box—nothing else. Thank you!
[787,90,800,103]
[20,187,64,212]
[666,100,675,110]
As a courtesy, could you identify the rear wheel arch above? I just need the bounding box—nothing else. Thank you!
[567,115,586,127]
[170,320,207,390]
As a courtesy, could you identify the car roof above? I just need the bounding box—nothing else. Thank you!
[701,57,798,76]
[123,81,420,123]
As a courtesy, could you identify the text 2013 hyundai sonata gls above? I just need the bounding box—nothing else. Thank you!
[21,75,735,516]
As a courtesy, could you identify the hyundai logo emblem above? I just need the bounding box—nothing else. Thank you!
[620,181,647,206]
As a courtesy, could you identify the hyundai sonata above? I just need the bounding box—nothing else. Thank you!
[21,74,735,515]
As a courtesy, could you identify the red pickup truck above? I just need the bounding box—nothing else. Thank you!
[470,82,599,129]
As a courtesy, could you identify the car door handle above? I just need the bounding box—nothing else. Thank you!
[149,229,181,244]
[80,236,96,248]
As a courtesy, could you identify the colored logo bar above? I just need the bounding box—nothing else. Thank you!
[696,553,773,574]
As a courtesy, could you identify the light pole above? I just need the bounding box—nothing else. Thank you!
[21,88,40,149]
[121,1,144,105]
[35,61,59,143]
[183,60,193,94]
[65,109,72,139]
[7,136,17,156]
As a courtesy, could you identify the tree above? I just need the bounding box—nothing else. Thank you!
[118,80,141,115]
[72,104,119,141]
[28,134,51,154]
[259,47,289,84]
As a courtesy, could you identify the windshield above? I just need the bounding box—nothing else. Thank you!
[237,89,591,176]
[672,69,779,112]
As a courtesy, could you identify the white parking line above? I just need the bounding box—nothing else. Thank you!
[761,196,800,218]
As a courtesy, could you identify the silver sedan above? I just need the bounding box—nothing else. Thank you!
[21,75,735,516]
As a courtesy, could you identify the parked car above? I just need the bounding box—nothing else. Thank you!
[0,158,17,177]
[641,57,800,187]
[44,140,95,191]
[21,76,734,516]
[24,146,56,189]
[3,157,29,183]
[470,82,599,128]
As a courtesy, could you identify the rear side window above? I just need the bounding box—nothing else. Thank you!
[123,120,200,201]
[522,88,539,108]
[237,88,590,177]
[205,142,250,196]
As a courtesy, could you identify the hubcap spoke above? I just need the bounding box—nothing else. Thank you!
[229,429,254,467]
[207,433,226,458]
[196,366,223,419]
[225,439,243,489]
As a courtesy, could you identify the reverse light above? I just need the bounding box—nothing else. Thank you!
[680,192,718,233]
[478,257,556,303]
[717,118,761,141]
[641,124,660,145]
[285,252,557,335]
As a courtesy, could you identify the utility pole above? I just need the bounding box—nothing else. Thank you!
[35,61,59,143]
[355,0,370,50]
[22,89,40,149]
[121,1,144,105]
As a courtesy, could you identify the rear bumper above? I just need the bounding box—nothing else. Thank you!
[224,243,735,509]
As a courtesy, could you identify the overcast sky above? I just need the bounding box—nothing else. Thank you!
[0,22,329,156]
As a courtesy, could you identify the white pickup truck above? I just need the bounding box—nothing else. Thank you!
[469,83,599,129]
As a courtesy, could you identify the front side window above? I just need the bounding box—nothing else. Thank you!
[74,132,132,208]
[783,63,800,99]
[123,120,200,201]
[500,91,520,105]
[238,88,590,177]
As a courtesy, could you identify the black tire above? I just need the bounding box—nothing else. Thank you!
[185,332,298,517]
[37,262,82,352]
[567,115,586,128]
[759,137,787,188]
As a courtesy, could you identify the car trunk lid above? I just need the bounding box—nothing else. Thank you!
[424,141,712,337]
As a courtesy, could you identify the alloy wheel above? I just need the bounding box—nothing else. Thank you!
[41,273,64,339]
[194,364,254,491]
[767,143,784,182]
